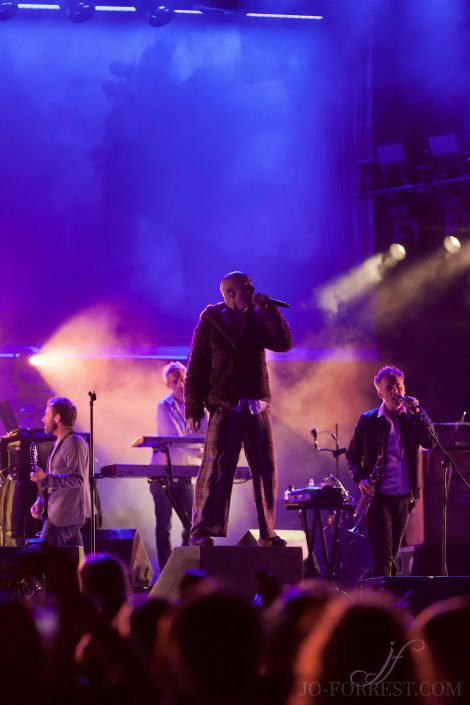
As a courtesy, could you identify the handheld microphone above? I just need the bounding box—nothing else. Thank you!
[254,293,290,309]
[311,428,319,450]
[266,297,290,309]
[393,393,420,411]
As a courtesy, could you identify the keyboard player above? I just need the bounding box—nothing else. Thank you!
[150,362,208,571]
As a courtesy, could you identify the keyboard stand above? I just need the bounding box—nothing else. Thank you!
[150,443,192,534]
[149,476,192,533]
[299,506,343,583]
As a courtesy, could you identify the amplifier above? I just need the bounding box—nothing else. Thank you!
[406,449,470,545]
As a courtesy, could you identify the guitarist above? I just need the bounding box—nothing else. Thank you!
[30,397,91,547]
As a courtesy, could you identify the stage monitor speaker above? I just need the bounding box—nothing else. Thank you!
[149,547,202,601]
[0,545,83,601]
[149,545,303,601]
[45,545,84,599]
[406,449,470,545]
[0,546,45,601]
[96,528,154,588]
[360,576,470,615]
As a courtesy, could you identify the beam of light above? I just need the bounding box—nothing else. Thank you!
[29,352,77,370]
[26,303,286,563]
[443,234,462,254]
[28,304,187,568]
[174,8,202,13]
[270,356,379,465]
[377,240,470,332]
[312,253,397,317]
[29,350,189,364]
[27,346,374,364]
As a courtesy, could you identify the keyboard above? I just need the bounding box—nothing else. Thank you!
[282,486,351,510]
[99,464,252,480]
[131,436,205,448]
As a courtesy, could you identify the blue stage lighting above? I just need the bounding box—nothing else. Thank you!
[0,0,18,19]
[148,1,173,25]
[63,0,95,21]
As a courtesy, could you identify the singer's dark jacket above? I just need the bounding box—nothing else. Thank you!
[346,407,434,499]
[184,302,292,421]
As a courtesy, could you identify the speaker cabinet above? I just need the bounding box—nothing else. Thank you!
[95,528,154,588]
[149,545,304,601]
[412,543,470,576]
[406,449,470,545]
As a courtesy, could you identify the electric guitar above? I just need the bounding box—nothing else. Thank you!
[30,441,46,519]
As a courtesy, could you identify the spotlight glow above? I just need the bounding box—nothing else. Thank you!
[315,254,386,316]
[389,242,407,261]
[29,351,81,370]
[443,234,462,254]
[29,353,70,368]
[29,354,45,367]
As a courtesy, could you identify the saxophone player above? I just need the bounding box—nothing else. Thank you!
[346,366,433,577]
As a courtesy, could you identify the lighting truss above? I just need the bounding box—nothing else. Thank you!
[16,0,324,19]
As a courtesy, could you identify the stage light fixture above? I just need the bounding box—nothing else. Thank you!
[376,142,405,167]
[388,218,418,262]
[373,142,408,189]
[389,242,407,261]
[443,235,462,254]
[428,133,459,157]
[29,354,45,367]
[0,0,18,19]
[145,0,173,25]
[62,0,95,21]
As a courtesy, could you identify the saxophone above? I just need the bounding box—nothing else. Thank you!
[348,452,385,537]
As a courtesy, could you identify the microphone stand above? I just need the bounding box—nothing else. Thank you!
[88,391,97,555]
[311,423,347,472]
[411,404,470,576]
[332,423,346,479]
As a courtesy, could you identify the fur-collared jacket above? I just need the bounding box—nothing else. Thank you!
[184,302,292,420]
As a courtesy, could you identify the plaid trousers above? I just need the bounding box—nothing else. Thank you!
[191,403,278,538]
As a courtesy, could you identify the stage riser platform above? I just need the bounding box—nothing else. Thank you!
[149,545,303,601]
